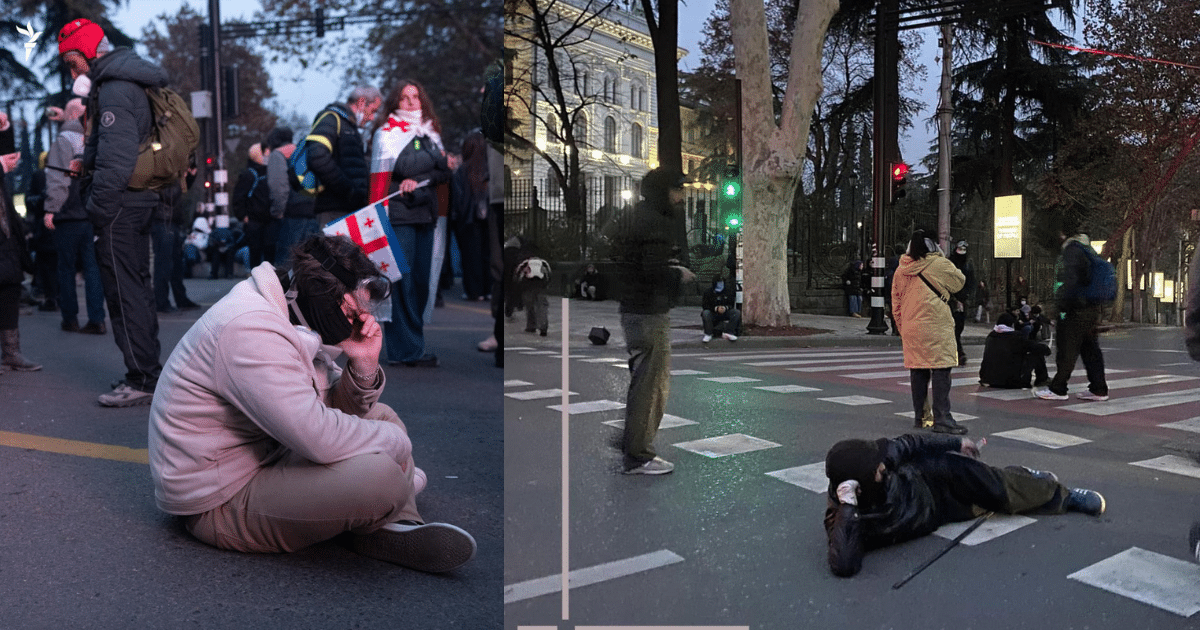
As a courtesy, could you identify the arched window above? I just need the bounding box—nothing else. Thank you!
[630,123,643,158]
[604,116,617,153]
[573,112,588,147]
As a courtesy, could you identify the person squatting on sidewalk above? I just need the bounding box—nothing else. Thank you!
[700,275,739,343]
[148,235,475,572]
[607,168,696,475]
[891,228,967,435]
[59,19,167,405]
[823,433,1106,577]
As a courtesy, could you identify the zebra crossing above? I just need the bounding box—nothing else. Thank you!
[506,344,1200,616]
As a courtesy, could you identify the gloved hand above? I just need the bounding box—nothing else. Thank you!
[836,479,860,506]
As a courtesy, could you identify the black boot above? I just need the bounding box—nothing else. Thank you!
[931,418,967,435]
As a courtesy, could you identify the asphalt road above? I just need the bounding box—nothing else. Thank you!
[0,277,502,629]
[504,323,1200,629]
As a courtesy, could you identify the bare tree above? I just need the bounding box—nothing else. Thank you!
[728,0,840,326]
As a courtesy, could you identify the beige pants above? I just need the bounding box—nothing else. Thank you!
[184,403,425,553]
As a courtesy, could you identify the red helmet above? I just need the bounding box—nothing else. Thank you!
[58,18,106,60]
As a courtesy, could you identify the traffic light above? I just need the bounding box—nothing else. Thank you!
[889,162,908,203]
[720,166,741,231]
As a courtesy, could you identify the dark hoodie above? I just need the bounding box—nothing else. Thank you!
[82,47,169,227]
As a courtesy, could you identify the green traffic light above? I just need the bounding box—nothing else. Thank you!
[728,216,740,227]
[723,181,740,198]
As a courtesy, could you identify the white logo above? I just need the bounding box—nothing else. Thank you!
[16,22,42,63]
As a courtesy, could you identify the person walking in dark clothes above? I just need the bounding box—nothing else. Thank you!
[948,240,974,366]
[231,142,274,270]
[152,181,201,311]
[823,433,1106,577]
[25,156,58,312]
[1034,216,1109,402]
[59,19,169,406]
[608,168,695,475]
[978,313,1050,389]
[841,260,863,317]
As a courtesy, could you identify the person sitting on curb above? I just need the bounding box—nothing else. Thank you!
[700,275,740,343]
[823,433,1106,577]
[978,312,1051,389]
[148,234,475,572]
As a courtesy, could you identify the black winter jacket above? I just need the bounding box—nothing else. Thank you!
[701,280,736,312]
[387,135,451,225]
[0,129,31,285]
[607,198,689,314]
[824,433,967,577]
[232,162,271,222]
[307,104,369,217]
[82,47,169,228]
[978,329,1051,388]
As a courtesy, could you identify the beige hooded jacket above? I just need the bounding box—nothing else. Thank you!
[891,252,966,369]
[148,263,410,516]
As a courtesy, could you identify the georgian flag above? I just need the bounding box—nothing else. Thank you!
[322,200,409,282]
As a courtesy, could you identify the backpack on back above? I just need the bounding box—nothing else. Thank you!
[1077,242,1117,303]
[289,109,341,195]
[128,86,200,191]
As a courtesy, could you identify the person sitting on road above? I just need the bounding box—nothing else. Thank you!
[823,433,1106,578]
[701,275,740,343]
[978,312,1051,389]
[148,234,475,573]
[576,263,607,301]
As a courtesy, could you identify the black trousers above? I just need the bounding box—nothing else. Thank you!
[1049,304,1107,396]
[94,203,161,392]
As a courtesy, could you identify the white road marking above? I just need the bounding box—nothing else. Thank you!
[1160,417,1200,434]
[673,433,782,457]
[698,376,763,384]
[1068,547,1200,617]
[506,346,534,351]
[765,462,828,493]
[695,350,901,362]
[546,400,625,414]
[971,372,1173,400]
[1063,387,1200,416]
[505,380,534,387]
[791,362,906,373]
[933,514,1037,546]
[744,354,901,367]
[519,350,560,356]
[671,369,710,375]
[819,395,891,406]
[756,384,822,393]
[503,549,685,605]
[892,412,978,421]
[990,427,1092,449]
[1130,455,1200,479]
[505,389,577,401]
[602,414,698,430]
[581,357,626,363]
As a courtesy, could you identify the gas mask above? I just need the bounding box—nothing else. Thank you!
[282,252,391,346]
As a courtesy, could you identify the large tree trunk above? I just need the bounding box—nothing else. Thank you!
[729,0,838,327]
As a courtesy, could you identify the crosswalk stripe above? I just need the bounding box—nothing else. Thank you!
[1159,417,1200,434]
[791,362,906,373]
[696,350,901,362]
[503,549,685,605]
[746,355,902,367]
[765,462,827,493]
[1068,547,1200,617]
[893,412,978,421]
[671,369,710,375]
[699,376,762,383]
[504,380,534,387]
[581,357,626,363]
[991,427,1092,449]
[971,371,1169,400]
[1062,387,1200,416]
[602,414,697,430]
[546,400,624,414]
[1129,454,1200,479]
[933,514,1037,546]
[505,389,577,401]
[819,395,891,405]
[756,384,822,393]
[673,433,781,457]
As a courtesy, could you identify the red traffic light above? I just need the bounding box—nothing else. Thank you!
[891,163,909,180]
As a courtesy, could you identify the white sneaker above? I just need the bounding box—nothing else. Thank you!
[702,334,713,343]
[98,383,154,407]
[477,335,497,352]
[623,456,675,475]
[1077,391,1109,401]
[722,332,738,341]
[1034,388,1069,401]
[351,521,477,572]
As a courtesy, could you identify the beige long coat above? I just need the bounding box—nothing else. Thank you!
[892,252,966,369]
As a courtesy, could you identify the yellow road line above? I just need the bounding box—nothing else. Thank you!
[0,430,149,465]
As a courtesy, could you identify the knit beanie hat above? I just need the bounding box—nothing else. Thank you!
[266,127,295,150]
[826,438,887,486]
[58,19,106,60]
